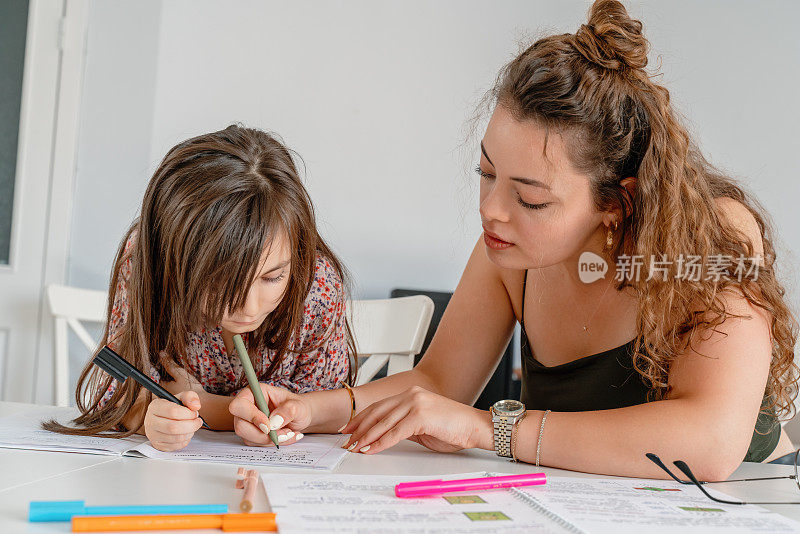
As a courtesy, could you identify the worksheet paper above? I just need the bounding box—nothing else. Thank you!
[517,476,800,533]
[128,429,348,470]
[262,472,572,533]
[262,472,800,534]
[0,408,145,454]
[0,407,348,470]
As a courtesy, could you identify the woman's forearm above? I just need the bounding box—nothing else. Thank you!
[472,399,746,481]
[304,367,441,433]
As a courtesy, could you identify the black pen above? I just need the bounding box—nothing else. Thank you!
[93,345,212,430]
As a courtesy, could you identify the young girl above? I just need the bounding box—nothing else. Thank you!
[231,0,798,480]
[47,125,355,452]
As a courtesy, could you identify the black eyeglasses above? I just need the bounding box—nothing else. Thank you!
[645,452,800,505]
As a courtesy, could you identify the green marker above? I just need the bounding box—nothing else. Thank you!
[233,334,280,448]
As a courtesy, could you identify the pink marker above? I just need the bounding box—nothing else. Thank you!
[395,473,547,498]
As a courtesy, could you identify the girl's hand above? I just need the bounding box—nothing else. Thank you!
[143,391,203,452]
[341,386,492,455]
[228,384,313,447]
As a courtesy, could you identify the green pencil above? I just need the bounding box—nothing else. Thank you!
[233,334,280,448]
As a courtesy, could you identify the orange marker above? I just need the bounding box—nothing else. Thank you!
[236,467,259,512]
[71,513,276,532]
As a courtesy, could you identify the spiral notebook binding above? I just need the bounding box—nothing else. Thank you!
[509,487,586,534]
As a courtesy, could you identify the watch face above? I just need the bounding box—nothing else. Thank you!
[493,399,524,415]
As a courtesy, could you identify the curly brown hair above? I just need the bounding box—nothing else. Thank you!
[483,0,798,419]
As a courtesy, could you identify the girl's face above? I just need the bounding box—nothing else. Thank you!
[220,231,292,334]
[478,105,606,271]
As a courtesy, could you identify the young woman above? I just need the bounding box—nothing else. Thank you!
[229,1,798,479]
[46,125,355,452]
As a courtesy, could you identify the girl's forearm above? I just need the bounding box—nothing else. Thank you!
[121,399,147,436]
[119,382,235,434]
[113,384,150,436]
[305,368,440,433]
[157,373,235,431]
[197,390,236,431]
[474,399,745,481]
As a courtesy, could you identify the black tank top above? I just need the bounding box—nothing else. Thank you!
[518,271,780,463]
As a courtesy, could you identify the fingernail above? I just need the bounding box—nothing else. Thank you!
[194,411,199,418]
[286,431,295,439]
[268,415,284,430]
[359,445,370,453]
[337,424,346,433]
[259,423,270,435]
[346,441,358,451]
[295,433,304,441]
[277,434,289,443]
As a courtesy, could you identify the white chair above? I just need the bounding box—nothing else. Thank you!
[348,296,434,386]
[46,284,108,406]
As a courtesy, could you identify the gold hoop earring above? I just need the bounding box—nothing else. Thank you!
[605,221,618,251]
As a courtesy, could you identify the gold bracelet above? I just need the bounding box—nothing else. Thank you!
[510,410,526,462]
[342,383,356,423]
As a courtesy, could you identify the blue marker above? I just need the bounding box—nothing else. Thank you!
[29,501,228,522]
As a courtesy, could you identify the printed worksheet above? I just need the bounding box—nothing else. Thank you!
[263,472,800,533]
[0,407,348,470]
[262,472,572,533]
[519,476,800,533]
[0,408,145,455]
[129,430,348,470]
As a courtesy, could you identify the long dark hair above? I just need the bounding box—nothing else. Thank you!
[46,125,356,437]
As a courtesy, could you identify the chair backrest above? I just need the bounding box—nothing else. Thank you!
[46,284,107,406]
[347,296,434,385]
[347,295,434,357]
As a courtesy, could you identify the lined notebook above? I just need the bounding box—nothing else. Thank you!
[262,472,800,533]
[0,407,347,470]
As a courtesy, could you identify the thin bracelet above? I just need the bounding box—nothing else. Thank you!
[510,411,526,462]
[536,409,551,467]
[342,383,356,423]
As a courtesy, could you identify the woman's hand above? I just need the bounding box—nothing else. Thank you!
[341,386,492,455]
[228,384,313,447]
[143,391,203,452]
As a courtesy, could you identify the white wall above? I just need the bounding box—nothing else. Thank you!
[146,0,592,298]
[68,0,799,392]
[70,0,161,289]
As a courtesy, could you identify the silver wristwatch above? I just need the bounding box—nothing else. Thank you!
[490,399,526,458]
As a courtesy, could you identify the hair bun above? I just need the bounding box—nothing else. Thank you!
[573,0,648,72]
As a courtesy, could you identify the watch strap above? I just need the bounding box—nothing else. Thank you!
[492,410,515,457]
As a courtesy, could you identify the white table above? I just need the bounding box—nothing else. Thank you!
[1,401,799,532]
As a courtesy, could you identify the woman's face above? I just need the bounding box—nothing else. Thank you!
[478,105,605,271]
[220,231,292,334]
